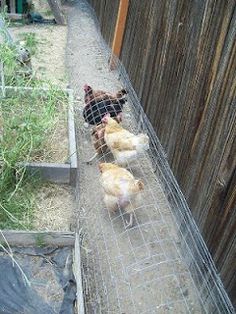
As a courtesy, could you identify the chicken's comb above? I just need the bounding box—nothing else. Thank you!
[83,84,91,90]
[101,113,111,123]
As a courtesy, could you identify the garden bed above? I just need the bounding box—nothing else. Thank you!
[0,85,77,231]
[1,85,77,185]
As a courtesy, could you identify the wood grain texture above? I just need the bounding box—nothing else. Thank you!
[89,0,236,306]
[111,0,129,58]
[0,230,75,246]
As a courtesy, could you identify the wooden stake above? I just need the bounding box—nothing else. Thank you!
[0,230,75,247]
[47,0,66,25]
[0,63,5,98]
[110,0,129,70]
[9,0,16,13]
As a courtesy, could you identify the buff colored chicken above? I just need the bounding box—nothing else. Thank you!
[102,114,149,166]
[99,163,144,227]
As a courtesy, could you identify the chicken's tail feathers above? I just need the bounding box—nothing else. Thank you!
[120,89,127,95]
[116,89,128,98]
[135,179,144,191]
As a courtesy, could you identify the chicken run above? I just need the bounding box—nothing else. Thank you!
[0,0,234,313]
[66,1,233,313]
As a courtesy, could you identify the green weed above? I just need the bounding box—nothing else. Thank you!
[18,32,39,55]
[43,9,53,17]
[35,233,46,247]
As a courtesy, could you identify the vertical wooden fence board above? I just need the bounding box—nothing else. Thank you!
[110,0,129,58]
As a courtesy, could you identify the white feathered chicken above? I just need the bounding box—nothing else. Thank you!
[102,114,149,166]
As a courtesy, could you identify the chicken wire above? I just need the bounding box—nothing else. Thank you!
[75,95,234,313]
[68,1,234,313]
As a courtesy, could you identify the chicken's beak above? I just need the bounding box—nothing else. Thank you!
[83,84,89,91]
[98,163,103,173]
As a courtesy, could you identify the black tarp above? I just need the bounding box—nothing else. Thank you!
[0,247,76,314]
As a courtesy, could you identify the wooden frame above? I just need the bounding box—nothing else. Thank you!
[47,0,66,25]
[0,230,75,247]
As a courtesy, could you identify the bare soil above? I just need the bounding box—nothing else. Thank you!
[11,24,67,88]
[33,183,76,231]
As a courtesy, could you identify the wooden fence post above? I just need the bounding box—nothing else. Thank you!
[109,0,129,70]
[9,0,16,13]
[47,0,66,25]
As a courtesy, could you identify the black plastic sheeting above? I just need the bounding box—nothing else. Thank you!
[0,246,76,314]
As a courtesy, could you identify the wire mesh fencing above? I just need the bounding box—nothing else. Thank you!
[76,97,234,313]
[68,0,235,313]
[74,64,234,314]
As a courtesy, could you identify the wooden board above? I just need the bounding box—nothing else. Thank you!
[0,230,75,247]
[74,232,85,314]
[7,13,26,20]
[23,162,71,184]
[110,0,129,69]
[68,89,78,186]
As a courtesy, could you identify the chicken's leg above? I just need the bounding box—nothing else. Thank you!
[86,152,98,164]
[125,212,133,228]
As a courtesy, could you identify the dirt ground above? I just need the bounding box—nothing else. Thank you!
[33,183,76,231]
[65,0,204,313]
[10,24,67,87]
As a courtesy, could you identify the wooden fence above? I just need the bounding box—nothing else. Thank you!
[88,0,236,306]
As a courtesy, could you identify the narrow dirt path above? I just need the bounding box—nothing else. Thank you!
[65,1,203,313]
